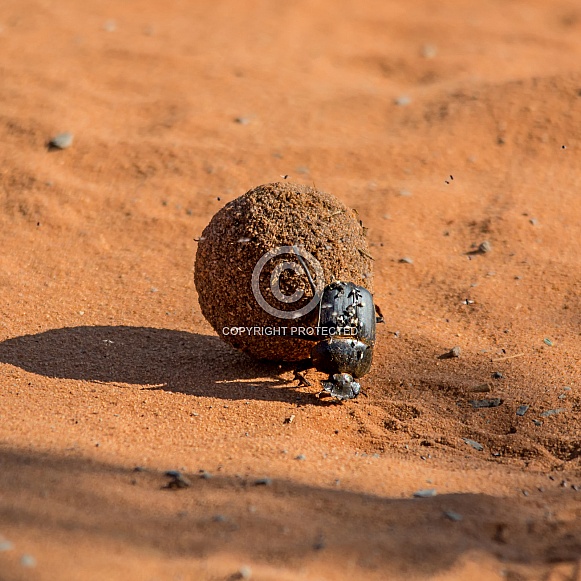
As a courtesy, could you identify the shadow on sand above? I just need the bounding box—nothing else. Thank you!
[0,446,579,579]
[0,325,326,404]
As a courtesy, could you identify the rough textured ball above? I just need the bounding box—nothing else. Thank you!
[194,182,373,361]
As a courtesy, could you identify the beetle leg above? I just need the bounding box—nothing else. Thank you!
[321,373,360,400]
[293,370,312,387]
[374,303,385,324]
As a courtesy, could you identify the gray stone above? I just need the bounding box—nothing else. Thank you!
[48,132,74,150]
[463,438,484,451]
[478,241,492,253]
[20,554,36,568]
[540,408,565,417]
[413,488,437,498]
[470,398,502,408]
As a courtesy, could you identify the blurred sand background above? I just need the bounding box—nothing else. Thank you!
[0,1,580,579]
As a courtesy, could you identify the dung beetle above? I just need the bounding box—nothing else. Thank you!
[290,250,377,399]
[308,280,376,400]
[286,246,380,401]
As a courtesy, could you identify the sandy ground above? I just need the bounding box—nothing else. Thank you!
[1,1,581,579]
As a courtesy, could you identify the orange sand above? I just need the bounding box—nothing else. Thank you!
[0,1,580,579]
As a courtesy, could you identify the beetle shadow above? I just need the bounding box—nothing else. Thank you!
[0,326,326,404]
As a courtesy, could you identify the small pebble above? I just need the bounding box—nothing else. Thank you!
[254,477,272,486]
[395,95,412,106]
[439,346,461,359]
[478,241,492,253]
[295,454,306,461]
[516,405,530,417]
[164,470,191,489]
[413,488,437,498]
[443,510,463,522]
[235,117,251,125]
[421,44,437,59]
[200,470,212,480]
[238,565,252,580]
[492,371,504,379]
[543,338,553,346]
[20,554,36,568]
[463,438,484,451]
[540,408,565,417]
[0,540,14,552]
[48,132,74,150]
[213,514,227,522]
[532,419,543,426]
[529,218,538,226]
[313,537,325,551]
[399,257,414,264]
[470,398,502,408]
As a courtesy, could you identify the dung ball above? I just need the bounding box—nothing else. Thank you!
[194,182,373,361]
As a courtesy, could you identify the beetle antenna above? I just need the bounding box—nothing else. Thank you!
[292,244,317,297]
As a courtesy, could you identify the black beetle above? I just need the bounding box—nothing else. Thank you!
[295,261,376,400]
[307,281,376,400]
[284,245,379,400]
